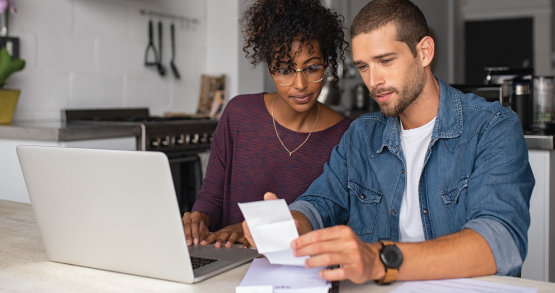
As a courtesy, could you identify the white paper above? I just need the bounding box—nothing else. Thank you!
[391,278,538,293]
[236,258,330,293]
[238,199,309,266]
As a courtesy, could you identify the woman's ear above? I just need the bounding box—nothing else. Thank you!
[418,36,435,68]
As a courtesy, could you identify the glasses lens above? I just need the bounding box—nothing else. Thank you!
[273,68,296,85]
[303,65,325,82]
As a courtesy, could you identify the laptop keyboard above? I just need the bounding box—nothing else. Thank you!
[191,256,218,269]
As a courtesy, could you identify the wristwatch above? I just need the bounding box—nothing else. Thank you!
[375,239,403,285]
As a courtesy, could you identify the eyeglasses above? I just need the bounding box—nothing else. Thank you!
[269,64,328,86]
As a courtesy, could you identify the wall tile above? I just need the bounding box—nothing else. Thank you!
[10,0,73,34]
[70,72,124,108]
[73,0,129,40]
[125,73,171,115]
[37,34,96,72]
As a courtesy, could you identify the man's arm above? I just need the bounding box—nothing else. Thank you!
[291,225,496,284]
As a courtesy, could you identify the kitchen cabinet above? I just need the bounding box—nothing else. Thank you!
[522,148,555,282]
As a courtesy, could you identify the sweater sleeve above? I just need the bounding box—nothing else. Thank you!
[191,102,233,231]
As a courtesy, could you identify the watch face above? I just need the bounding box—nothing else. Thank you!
[381,245,403,268]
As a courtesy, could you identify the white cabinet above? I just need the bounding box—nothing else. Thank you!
[522,150,555,282]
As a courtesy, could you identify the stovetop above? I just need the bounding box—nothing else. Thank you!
[63,108,218,152]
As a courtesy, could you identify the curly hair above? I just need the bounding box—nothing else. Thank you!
[241,0,348,81]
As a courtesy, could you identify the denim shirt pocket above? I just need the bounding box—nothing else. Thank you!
[441,175,469,204]
[348,180,382,236]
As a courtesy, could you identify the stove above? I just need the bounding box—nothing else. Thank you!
[63,108,219,214]
[63,108,218,152]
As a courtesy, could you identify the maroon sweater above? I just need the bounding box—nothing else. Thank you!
[192,93,352,231]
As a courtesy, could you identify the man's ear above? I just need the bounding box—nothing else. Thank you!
[417,36,435,68]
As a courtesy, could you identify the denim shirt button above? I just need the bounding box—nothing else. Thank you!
[423,209,428,214]
[361,194,366,199]
[392,209,397,215]
[401,169,405,174]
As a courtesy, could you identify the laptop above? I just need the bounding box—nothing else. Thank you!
[16,145,260,283]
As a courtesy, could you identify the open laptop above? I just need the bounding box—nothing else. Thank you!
[16,145,260,283]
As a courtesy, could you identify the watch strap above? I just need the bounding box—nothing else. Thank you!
[375,239,399,285]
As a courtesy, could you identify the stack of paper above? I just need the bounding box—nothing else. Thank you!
[236,258,330,293]
[237,199,329,292]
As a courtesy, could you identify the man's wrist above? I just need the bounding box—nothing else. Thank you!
[369,242,387,280]
[291,211,313,235]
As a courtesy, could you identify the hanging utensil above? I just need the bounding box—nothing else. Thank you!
[170,24,181,79]
[157,21,167,76]
[144,20,158,66]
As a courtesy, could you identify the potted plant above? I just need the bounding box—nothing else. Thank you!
[0,0,24,125]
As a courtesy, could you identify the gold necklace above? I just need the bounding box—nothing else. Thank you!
[271,93,320,157]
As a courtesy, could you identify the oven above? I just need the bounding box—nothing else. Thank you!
[63,108,218,215]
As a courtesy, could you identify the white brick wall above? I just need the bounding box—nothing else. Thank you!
[7,0,208,122]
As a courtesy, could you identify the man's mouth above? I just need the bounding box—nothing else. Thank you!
[374,92,394,103]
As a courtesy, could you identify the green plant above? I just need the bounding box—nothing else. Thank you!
[0,47,24,89]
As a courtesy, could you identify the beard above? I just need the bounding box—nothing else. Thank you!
[370,60,426,117]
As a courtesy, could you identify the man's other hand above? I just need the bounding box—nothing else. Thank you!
[291,225,385,284]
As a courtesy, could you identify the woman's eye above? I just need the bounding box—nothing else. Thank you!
[278,69,294,75]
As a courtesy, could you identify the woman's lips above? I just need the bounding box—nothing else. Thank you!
[289,94,312,104]
[375,92,393,103]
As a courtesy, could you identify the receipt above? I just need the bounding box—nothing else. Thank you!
[238,199,309,266]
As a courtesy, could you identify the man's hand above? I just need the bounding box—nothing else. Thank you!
[291,225,385,284]
[201,223,250,248]
[242,192,279,249]
[182,211,210,246]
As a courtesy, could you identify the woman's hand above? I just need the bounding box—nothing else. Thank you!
[201,223,250,248]
[182,211,210,246]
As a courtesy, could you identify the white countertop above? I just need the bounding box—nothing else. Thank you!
[1,199,554,293]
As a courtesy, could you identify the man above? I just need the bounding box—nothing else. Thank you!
[244,0,534,285]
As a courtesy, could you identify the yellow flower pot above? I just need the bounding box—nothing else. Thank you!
[0,89,20,125]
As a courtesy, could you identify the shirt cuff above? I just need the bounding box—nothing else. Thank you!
[289,200,324,231]
[464,218,523,276]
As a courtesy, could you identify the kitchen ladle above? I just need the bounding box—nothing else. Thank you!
[170,24,181,79]
[157,21,167,76]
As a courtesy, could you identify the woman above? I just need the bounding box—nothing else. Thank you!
[182,0,351,248]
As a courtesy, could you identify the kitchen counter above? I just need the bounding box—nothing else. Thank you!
[0,121,141,142]
[0,121,552,150]
[2,199,555,292]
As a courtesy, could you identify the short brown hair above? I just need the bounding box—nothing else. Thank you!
[350,0,429,57]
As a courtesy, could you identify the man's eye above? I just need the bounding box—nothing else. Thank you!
[357,65,368,71]
[382,59,392,64]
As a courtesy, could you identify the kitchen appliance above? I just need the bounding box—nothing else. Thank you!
[512,78,532,130]
[63,108,218,215]
[450,84,504,105]
[484,67,534,108]
[532,76,555,131]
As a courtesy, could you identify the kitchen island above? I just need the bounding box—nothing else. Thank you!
[1,199,554,292]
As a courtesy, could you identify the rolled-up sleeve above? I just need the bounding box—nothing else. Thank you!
[464,218,523,276]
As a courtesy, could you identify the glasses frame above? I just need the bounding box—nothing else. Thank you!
[269,64,329,86]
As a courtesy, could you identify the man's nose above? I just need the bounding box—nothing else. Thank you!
[293,69,308,91]
[365,67,383,90]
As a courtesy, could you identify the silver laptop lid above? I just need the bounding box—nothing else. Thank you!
[17,146,194,283]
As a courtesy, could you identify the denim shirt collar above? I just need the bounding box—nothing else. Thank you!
[378,78,463,154]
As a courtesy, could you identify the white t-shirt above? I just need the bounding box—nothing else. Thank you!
[399,117,436,242]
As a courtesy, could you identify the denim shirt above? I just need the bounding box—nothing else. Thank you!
[290,78,535,276]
